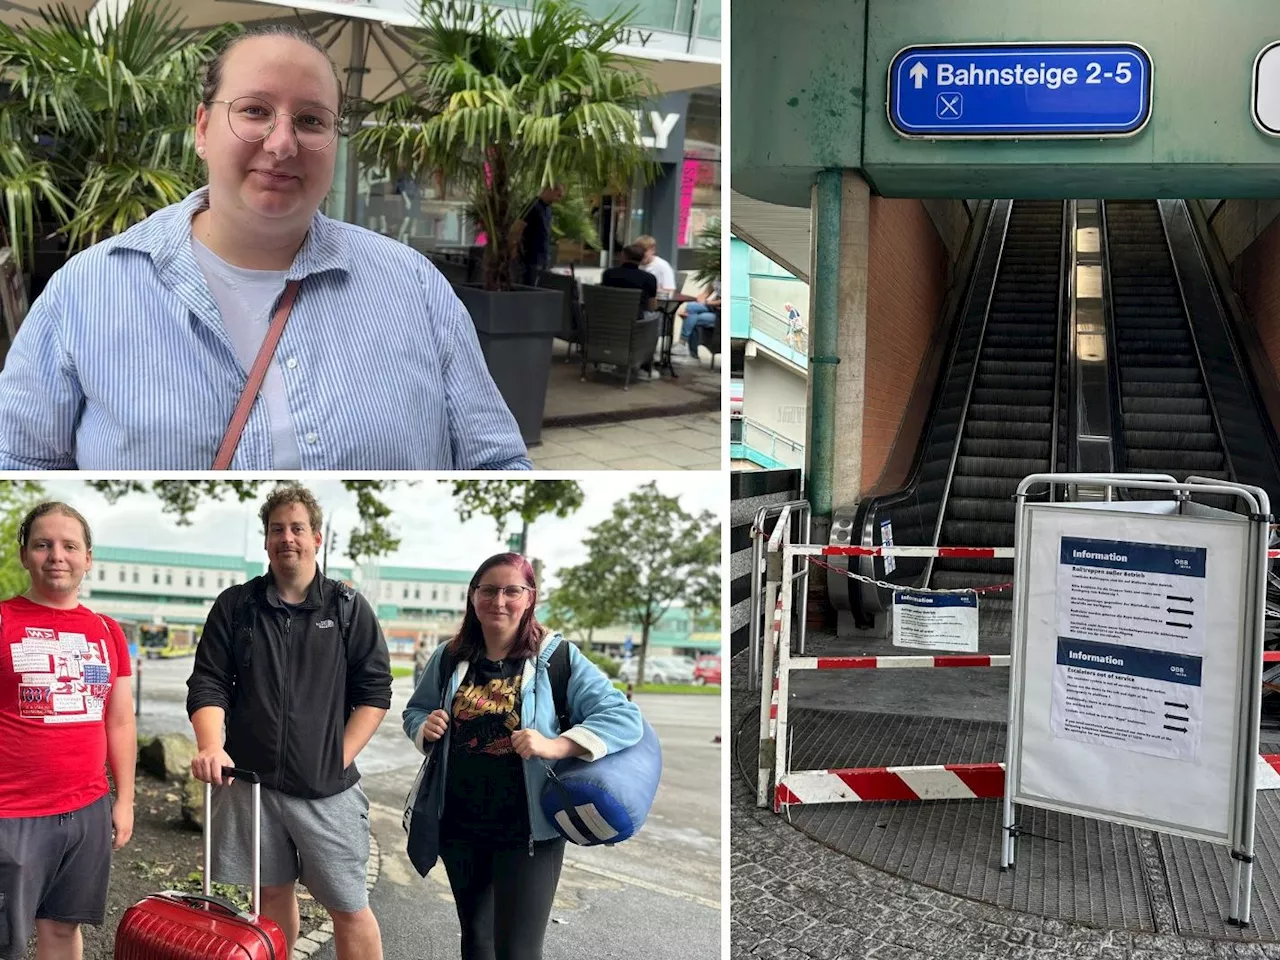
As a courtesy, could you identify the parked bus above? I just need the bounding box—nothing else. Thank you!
[138,623,199,659]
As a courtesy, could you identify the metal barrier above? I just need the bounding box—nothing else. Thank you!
[747,500,810,691]
[757,537,1280,809]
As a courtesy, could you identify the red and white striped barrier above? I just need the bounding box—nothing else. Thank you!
[793,653,1280,669]
[776,755,1280,807]
[793,654,1010,670]
[806,545,1280,559]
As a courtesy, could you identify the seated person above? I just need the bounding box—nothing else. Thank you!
[601,243,662,378]
[636,235,677,294]
[678,278,721,357]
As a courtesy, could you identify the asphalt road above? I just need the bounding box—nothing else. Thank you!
[132,657,723,960]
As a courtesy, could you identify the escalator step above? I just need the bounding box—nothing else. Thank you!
[955,456,1049,479]
[968,403,1052,422]
[949,475,1023,501]
[1123,412,1214,432]
[945,497,1018,523]
[961,437,1051,459]
[970,388,1054,407]
[1125,448,1225,471]
[979,360,1054,376]
[964,420,1053,442]
[1124,380,1207,398]
[1124,430,1222,452]
[1125,396,1208,415]
[940,521,1015,547]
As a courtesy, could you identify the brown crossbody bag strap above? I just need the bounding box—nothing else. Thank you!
[212,279,302,470]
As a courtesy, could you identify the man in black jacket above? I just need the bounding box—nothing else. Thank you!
[187,485,391,960]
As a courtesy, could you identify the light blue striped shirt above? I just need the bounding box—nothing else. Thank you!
[0,188,532,470]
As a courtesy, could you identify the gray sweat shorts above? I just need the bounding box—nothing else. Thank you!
[210,780,371,914]
[0,795,111,960]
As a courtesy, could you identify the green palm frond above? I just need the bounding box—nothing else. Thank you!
[354,0,659,290]
[693,218,720,288]
[0,0,228,269]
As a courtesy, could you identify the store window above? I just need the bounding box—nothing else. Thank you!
[679,88,721,261]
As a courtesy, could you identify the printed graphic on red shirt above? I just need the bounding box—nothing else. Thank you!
[0,599,130,817]
[10,625,113,724]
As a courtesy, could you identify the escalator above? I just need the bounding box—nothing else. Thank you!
[848,199,1068,627]
[927,201,1064,610]
[1102,201,1228,485]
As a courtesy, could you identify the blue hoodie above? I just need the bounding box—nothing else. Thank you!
[402,632,644,845]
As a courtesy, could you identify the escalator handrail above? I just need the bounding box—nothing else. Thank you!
[1153,200,1239,486]
[1098,201,1129,477]
[921,199,1017,588]
[850,199,1011,613]
[1050,198,1071,482]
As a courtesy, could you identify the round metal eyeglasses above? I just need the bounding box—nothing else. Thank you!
[208,96,341,151]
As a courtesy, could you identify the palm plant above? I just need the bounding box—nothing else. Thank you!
[693,217,720,288]
[353,0,656,291]
[0,1,233,269]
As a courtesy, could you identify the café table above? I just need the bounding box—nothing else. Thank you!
[655,293,696,378]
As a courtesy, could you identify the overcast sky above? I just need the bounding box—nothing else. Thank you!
[35,476,724,586]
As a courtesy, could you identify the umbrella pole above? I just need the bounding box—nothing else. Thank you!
[343,18,369,224]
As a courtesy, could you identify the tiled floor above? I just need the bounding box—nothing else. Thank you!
[531,410,723,470]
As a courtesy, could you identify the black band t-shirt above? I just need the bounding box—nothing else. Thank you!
[442,657,530,845]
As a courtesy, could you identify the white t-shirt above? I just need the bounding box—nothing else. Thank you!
[191,235,302,468]
[641,255,676,292]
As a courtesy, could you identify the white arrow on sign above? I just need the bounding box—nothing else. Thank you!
[910,61,929,89]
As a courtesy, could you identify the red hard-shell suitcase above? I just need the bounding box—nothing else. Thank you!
[115,768,287,959]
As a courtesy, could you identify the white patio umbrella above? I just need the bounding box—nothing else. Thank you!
[92,0,718,219]
[1,0,100,29]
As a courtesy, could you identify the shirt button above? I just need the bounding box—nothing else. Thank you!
[286,357,298,369]
[306,433,318,445]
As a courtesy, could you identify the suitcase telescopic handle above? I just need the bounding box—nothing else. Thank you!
[203,767,263,916]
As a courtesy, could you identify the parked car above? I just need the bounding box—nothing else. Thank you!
[618,656,696,685]
[693,655,721,686]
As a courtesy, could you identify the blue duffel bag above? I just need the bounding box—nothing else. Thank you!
[541,717,662,845]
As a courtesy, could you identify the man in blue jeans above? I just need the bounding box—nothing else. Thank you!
[679,277,721,356]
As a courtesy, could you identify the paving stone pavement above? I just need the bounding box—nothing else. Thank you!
[531,410,721,470]
[729,661,1280,960]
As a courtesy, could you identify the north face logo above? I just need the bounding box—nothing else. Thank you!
[316,619,335,629]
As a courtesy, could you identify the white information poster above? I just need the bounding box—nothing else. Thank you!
[1011,502,1252,843]
[892,591,978,652]
[1051,536,1206,762]
[880,518,897,575]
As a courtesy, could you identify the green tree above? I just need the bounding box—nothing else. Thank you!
[84,480,410,564]
[579,482,719,686]
[352,0,656,291]
[0,481,45,599]
[450,480,583,555]
[0,1,235,269]
[543,559,620,652]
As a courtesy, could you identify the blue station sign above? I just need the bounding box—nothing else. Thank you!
[887,43,1153,139]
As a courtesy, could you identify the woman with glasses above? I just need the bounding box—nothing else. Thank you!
[403,552,643,960]
[0,23,529,471]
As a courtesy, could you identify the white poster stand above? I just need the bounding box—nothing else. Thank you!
[1003,474,1269,928]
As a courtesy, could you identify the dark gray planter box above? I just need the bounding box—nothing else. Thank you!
[455,283,563,446]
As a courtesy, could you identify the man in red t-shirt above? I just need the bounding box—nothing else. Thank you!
[0,502,135,960]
